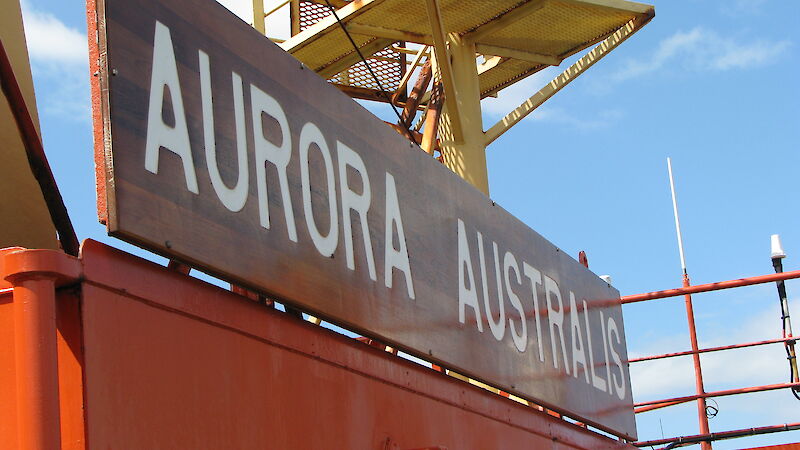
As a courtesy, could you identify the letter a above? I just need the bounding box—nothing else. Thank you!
[569,292,590,383]
[458,219,483,332]
[384,173,415,299]
[144,21,198,193]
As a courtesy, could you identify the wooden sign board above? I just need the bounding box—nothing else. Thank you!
[88,0,636,439]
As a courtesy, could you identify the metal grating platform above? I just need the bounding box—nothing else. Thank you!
[281,0,654,98]
[298,0,405,101]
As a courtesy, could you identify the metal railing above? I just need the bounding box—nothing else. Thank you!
[624,263,799,448]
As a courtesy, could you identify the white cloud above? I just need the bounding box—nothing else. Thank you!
[21,3,86,66]
[712,38,791,71]
[612,27,791,82]
[32,66,90,122]
[20,2,90,122]
[630,334,696,400]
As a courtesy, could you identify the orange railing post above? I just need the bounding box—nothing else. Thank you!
[4,249,81,449]
[679,273,711,449]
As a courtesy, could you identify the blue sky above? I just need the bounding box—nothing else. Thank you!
[20,0,799,447]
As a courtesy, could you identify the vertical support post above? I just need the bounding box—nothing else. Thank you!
[9,276,62,450]
[682,274,712,449]
[437,35,489,195]
[4,249,82,450]
[290,0,301,36]
[668,158,712,449]
[424,0,463,143]
[252,0,265,33]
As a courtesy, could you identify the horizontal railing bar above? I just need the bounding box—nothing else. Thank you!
[634,422,800,448]
[629,336,796,363]
[621,270,800,304]
[634,382,800,411]
[634,400,684,414]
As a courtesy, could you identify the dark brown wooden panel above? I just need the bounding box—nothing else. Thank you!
[88,0,636,438]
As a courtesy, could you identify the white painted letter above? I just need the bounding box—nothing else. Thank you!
[250,84,297,241]
[144,21,197,193]
[300,122,338,257]
[600,310,612,394]
[583,300,608,392]
[544,275,570,374]
[523,263,545,362]
[607,316,627,400]
[337,142,376,280]
[504,251,527,352]
[458,219,483,332]
[384,173,414,299]
[478,233,505,341]
[569,292,590,383]
[199,51,248,211]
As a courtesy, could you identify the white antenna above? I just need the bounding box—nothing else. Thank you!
[771,234,787,259]
[667,157,687,274]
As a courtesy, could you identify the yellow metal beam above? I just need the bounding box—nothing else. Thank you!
[392,45,431,56]
[438,35,488,194]
[290,0,300,36]
[424,0,463,143]
[346,23,433,45]
[560,0,653,15]
[484,19,640,146]
[306,0,349,8]
[475,44,561,66]
[464,0,547,42]
[392,45,430,104]
[252,0,265,33]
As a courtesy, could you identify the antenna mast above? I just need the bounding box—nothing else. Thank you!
[668,157,687,274]
[667,157,712,449]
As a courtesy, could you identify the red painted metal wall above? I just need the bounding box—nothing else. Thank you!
[1,240,636,449]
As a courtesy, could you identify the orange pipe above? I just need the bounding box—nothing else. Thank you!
[10,275,62,450]
[635,381,800,410]
[634,400,685,414]
[680,274,711,449]
[629,336,796,363]
[634,421,800,448]
[621,269,800,304]
[4,249,82,449]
